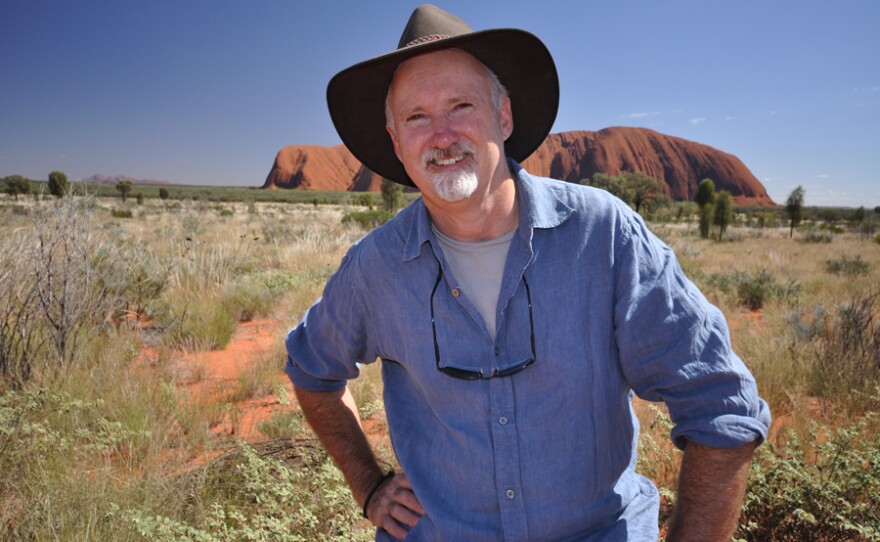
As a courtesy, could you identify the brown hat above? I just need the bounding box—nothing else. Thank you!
[326,4,559,187]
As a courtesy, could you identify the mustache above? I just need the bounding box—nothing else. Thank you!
[422,142,477,166]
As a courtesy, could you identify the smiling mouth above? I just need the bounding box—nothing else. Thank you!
[424,144,475,169]
[430,155,466,167]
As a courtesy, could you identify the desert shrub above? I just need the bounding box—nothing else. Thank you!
[168,235,257,292]
[737,270,778,310]
[0,387,156,539]
[787,292,880,410]
[117,441,372,542]
[111,208,133,218]
[260,220,293,244]
[738,413,880,541]
[803,231,833,243]
[825,254,872,277]
[342,209,394,230]
[96,228,170,323]
[257,410,306,439]
[0,196,111,387]
[160,293,238,351]
[702,269,797,310]
[220,278,277,322]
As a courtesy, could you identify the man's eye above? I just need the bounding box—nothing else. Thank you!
[406,113,426,123]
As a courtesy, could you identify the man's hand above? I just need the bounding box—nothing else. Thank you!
[364,472,425,540]
[667,439,758,542]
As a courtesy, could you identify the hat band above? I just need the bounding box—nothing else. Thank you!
[404,34,452,48]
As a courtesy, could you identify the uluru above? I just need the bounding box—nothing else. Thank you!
[263,127,774,206]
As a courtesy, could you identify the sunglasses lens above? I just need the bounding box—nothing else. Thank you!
[433,267,535,381]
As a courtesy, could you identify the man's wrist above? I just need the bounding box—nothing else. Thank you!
[362,470,396,519]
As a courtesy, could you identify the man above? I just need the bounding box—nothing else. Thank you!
[286,5,770,541]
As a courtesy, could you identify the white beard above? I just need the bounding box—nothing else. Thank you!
[423,142,479,202]
[431,167,479,202]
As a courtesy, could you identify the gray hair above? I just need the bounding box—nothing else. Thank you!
[384,52,509,132]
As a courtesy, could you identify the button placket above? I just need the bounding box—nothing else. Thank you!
[489,378,528,540]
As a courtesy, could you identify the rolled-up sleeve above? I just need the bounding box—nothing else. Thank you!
[285,248,377,392]
[612,209,771,450]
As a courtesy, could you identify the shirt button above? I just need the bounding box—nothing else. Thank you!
[505,489,516,499]
[494,346,501,356]
[451,288,460,297]
[498,416,508,425]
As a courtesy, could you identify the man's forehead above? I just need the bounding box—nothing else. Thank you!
[390,49,489,96]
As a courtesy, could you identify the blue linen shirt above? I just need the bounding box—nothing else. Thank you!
[286,161,771,541]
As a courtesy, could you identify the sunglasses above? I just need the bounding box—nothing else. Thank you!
[430,264,536,380]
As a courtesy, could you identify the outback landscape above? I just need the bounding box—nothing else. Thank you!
[1,156,880,541]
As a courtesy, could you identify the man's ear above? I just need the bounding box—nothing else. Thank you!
[386,124,403,162]
[499,97,514,141]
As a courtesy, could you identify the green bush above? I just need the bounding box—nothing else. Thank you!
[111,208,133,218]
[739,414,880,541]
[737,269,778,310]
[803,231,833,243]
[787,292,880,410]
[117,442,372,542]
[342,209,394,230]
[825,254,872,277]
[702,269,796,311]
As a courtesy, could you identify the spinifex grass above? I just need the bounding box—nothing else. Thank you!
[1,194,879,540]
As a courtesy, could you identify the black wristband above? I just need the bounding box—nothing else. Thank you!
[362,470,396,519]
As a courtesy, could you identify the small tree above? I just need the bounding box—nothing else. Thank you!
[381,178,403,213]
[785,185,805,238]
[3,174,31,201]
[158,187,170,200]
[695,178,717,209]
[48,170,68,198]
[850,206,866,225]
[586,173,634,206]
[625,172,666,214]
[116,179,134,203]
[695,178,717,239]
[714,190,734,241]
[699,203,715,240]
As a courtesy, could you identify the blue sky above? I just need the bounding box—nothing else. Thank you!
[1,0,877,207]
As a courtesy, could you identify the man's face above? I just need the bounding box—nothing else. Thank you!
[385,49,513,203]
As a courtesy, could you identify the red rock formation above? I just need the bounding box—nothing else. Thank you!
[262,144,383,192]
[263,127,774,206]
[521,127,773,206]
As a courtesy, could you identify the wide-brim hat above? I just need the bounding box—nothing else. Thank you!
[326,4,559,187]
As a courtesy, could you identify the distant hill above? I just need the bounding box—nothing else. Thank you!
[262,127,774,206]
[82,173,171,185]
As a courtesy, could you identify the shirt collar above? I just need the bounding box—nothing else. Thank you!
[402,159,575,262]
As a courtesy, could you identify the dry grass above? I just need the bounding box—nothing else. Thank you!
[2,194,878,540]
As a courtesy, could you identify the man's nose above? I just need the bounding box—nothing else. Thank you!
[429,115,458,148]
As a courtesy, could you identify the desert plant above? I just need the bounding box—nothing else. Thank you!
[2,174,31,201]
[739,413,880,541]
[0,196,110,387]
[111,208,133,218]
[699,203,715,240]
[714,190,733,241]
[785,185,805,238]
[787,291,880,411]
[737,269,778,310]
[695,178,716,209]
[381,178,403,213]
[117,441,372,542]
[825,254,872,277]
[116,179,134,203]
[47,170,68,198]
[342,209,394,229]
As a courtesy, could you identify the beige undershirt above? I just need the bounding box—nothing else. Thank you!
[432,225,515,340]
